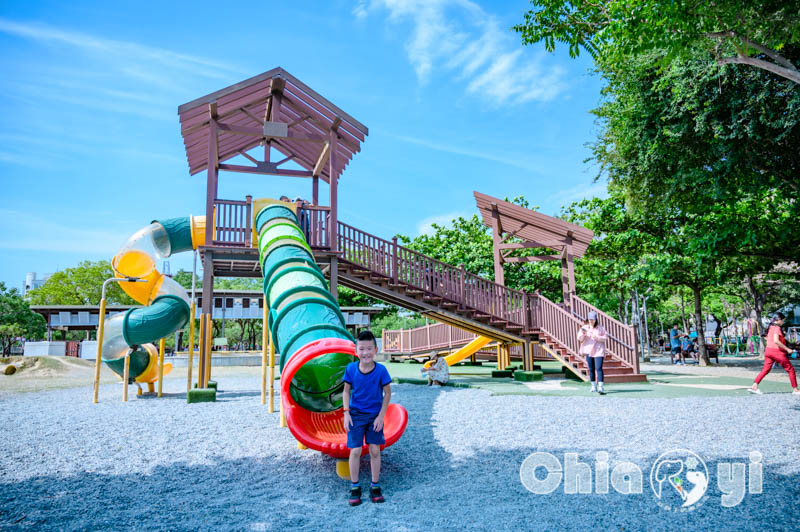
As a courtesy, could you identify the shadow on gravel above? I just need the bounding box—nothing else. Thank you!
[2,387,798,531]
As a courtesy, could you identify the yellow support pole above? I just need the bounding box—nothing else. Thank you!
[196,316,205,389]
[497,344,502,370]
[204,313,213,387]
[187,301,195,393]
[279,330,286,427]
[122,353,130,402]
[261,304,268,405]
[93,298,107,404]
[157,338,166,397]
[269,330,275,414]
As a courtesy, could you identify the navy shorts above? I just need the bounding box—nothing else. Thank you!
[346,409,385,448]
[671,346,681,354]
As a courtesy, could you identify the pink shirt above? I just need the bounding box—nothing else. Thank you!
[578,325,607,357]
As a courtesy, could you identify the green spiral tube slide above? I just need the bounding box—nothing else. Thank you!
[103,217,194,381]
[256,204,354,412]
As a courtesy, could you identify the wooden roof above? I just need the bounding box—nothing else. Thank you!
[474,191,594,257]
[178,67,368,181]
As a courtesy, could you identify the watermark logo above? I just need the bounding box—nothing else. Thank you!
[649,449,709,512]
[520,449,763,511]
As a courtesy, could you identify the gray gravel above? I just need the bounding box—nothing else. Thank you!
[1,377,799,531]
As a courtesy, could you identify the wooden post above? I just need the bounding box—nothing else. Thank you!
[205,115,218,247]
[199,251,214,381]
[196,315,205,389]
[497,344,502,371]
[490,205,504,286]
[157,338,166,397]
[329,129,338,252]
[459,264,466,307]
[392,236,399,283]
[245,195,253,247]
[312,176,319,205]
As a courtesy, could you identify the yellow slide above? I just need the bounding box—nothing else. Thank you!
[424,336,492,368]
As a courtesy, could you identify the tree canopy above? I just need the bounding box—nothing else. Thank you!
[0,282,46,353]
[27,261,136,306]
[514,0,800,84]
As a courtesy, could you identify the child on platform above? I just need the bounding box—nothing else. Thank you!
[343,330,392,506]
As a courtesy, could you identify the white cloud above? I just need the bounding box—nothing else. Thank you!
[390,133,543,173]
[416,211,469,236]
[550,181,608,207]
[354,0,567,104]
[0,18,242,78]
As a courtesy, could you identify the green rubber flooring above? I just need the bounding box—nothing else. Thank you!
[384,360,795,398]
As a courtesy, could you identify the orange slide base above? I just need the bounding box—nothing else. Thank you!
[281,338,408,459]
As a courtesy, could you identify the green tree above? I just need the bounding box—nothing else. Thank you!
[27,260,136,305]
[0,282,46,354]
[514,0,800,84]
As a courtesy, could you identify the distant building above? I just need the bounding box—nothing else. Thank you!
[24,272,52,295]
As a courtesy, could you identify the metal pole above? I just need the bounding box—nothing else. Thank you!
[94,277,145,404]
[187,302,195,393]
[122,351,130,402]
[261,303,268,405]
[196,315,205,389]
[269,329,275,414]
[157,338,165,397]
[204,313,213,386]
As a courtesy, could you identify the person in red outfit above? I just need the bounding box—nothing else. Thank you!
[748,312,799,395]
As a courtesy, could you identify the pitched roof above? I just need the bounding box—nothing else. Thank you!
[474,191,594,257]
[178,67,368,181]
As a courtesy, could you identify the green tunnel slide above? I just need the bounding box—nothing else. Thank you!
[256,204,354,412]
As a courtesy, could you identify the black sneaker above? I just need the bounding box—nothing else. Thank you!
[370,485,385,503]
[348,486,362,506]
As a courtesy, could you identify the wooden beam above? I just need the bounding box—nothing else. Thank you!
[504,255,560,263]
[238,150,259,165]
[216,122,263,137]
[498,241,566,250]
[208,101,218,120]
[240,106,265,126]
[218,163,313,177]
[313,142,331,176]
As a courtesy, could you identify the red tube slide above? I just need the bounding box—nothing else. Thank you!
[281,338,408,459]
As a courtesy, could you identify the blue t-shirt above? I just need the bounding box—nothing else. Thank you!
[343,361,391,414]
[669,329,681,348]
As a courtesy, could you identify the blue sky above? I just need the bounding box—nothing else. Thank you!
[0,0,606,291]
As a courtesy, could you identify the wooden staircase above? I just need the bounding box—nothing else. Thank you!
[304,213,646,382]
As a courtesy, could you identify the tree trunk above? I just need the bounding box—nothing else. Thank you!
[679,290,689,332]
[745,275,767,357]
[693,286,710,366]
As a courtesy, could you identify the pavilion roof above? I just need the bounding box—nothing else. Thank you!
[177,67,368,181]
[473,191,594,257]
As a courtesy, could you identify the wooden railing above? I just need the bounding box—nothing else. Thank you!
[336,222,526,326]
[569,295,639,371]
[300,205,330,249]
[382,323,541,359]
[528,293,585,359]
[213,197,252,247]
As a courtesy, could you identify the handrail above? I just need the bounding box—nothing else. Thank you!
[569,294,639,372]
[336,221,526,325]
[530,293,638,371]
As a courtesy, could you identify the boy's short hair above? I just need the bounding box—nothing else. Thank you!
[356,329,377,347]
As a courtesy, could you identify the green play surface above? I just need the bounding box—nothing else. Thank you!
[384,360,791,398]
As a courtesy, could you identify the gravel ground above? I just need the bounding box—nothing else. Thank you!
[1,375,799,531]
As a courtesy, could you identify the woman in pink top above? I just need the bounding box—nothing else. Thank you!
[748,312,799,395]
[578,311,608,394]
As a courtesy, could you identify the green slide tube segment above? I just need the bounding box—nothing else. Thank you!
[122,295,191,346]
[261,245,318,287]
[152,217,194,254]
[255,204,297,233]
[257,203,352,413]
[104,347,151,380]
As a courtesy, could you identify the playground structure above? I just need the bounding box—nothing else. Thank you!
[92,67,647,474]
[172,67,644,383]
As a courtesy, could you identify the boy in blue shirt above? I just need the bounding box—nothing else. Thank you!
[343,330,392,506]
